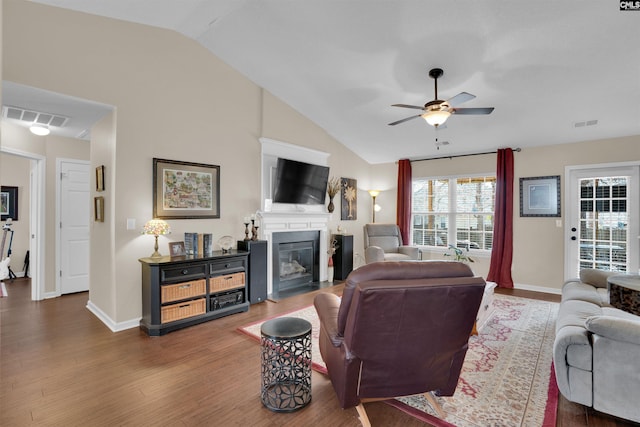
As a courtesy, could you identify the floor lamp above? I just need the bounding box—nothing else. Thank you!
[368,190,380,223]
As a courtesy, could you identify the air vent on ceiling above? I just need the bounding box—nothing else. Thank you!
[2,105,69,128]
[573,119,598,128]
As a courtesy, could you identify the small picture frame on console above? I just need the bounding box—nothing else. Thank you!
[169,241,186,257]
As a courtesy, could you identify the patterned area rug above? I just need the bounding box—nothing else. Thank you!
[238,294,559,427]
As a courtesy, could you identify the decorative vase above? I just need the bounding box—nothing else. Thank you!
[327,197,335,213]
[327,266,334,283]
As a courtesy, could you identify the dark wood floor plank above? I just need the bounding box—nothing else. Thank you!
[1,278,638,426]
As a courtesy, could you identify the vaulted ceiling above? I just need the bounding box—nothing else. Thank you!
[8,1,640,163]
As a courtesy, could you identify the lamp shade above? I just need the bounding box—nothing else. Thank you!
[368,190,380,198]
[142,219,171,236]
[422,110,451,127]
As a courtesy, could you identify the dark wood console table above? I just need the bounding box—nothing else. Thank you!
[140,250,249,336]
[608,274,640,316]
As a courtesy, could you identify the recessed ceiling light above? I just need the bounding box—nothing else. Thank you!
[29,124,50,136]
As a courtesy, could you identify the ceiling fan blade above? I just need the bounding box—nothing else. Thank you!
[452,107,494,115]
[391,104,425,110]
[446,92,475,107]
[388,115,422,126]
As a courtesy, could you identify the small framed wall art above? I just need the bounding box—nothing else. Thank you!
[153,158,220,219]
[96,165,105,192]
[1,186,18,221]
[519,175,561,217]
[94,196,105,222]
[340,177,357,220]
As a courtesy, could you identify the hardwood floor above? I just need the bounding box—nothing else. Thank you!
[0,278,637,426]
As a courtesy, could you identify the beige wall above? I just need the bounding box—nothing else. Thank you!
[406,136,640,291]
[3,0,376,327]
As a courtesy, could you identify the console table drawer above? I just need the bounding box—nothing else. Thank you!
[210,272,245,292]
[161,279,206,303]
[161,298,206,323]
[210,259,245,274]
[161,265,206,282]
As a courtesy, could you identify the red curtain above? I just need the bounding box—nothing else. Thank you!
[396,159,412,245]
[487,148,514,288]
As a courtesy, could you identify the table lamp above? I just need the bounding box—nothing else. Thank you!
[143,219,171,258]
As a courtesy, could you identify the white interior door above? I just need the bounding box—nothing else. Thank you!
[566,164,640,280]
[59,160,90,294]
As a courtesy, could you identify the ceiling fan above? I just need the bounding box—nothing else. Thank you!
[389,68,494,128]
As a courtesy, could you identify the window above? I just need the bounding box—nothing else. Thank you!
[412,175,496,251]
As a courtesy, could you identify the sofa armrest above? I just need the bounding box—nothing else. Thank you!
[314,293,343,347]
[364,246,385,263]
[398,246,420,260]
[586,315,640,345]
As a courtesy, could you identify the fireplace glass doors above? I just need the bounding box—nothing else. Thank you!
[272,231,320,293]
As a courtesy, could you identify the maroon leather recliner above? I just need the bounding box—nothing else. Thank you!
[314,261,485,425]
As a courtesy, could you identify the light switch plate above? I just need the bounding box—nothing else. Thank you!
[127,218,136,230]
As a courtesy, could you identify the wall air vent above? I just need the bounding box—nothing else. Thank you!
[2,105,69,128]
[573,119,598,128]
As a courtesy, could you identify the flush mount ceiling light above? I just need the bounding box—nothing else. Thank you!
[29,124,50,136]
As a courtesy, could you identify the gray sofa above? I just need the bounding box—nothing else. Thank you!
[553,268,640,423]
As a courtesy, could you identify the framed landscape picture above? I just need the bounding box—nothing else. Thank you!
[153,158,220,219]
[1,186,18,221]
[519,175,561,217]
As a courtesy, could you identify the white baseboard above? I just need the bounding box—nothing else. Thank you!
[514,282,562,295]
[86,300,141,332]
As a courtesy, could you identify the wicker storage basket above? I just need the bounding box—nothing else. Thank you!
[161,298,206,323]
[161,279,206,303]
[210,272,245,292]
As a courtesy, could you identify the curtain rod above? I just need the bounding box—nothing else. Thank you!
[410,147,521,162]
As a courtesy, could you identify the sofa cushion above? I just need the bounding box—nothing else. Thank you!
[556,299,603,332]
[561,281,610,306]
[383,252,414,261]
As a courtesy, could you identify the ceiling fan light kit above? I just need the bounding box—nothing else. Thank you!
[389,67,494,128]
[422,109,451,126]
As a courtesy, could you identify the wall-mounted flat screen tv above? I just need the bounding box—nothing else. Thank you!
[272,158,330,205]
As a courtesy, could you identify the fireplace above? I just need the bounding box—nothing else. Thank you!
[272,231,320,293]
[256,210,330,296]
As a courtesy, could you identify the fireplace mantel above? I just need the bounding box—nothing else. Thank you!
[257,210,330,294]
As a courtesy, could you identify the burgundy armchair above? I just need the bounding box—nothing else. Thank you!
[314,261,485,425]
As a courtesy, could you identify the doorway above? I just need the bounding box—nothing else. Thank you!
[565,163,640,280]
[0,146,45,300]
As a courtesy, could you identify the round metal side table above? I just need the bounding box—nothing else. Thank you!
[260,317,312,412]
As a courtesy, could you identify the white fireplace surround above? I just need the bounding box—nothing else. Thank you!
[257,211,330,295]
[258,137,332,295]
